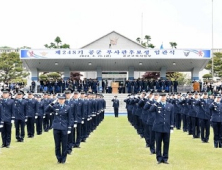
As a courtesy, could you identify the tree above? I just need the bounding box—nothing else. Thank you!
[148,43,155,48]
[144,35,151,47]
[0,52,29,83]
[205,52,222,77]
[55,36,62,48]
[169,42,177,49]
[44,37,70,49]
[60,43,70,49]
[136,35,155,48]
[47,72,61,80]
[202,74,212,80]
[136,37,141,44]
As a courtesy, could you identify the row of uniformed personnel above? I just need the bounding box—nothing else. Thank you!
[0,88,106,164]
[124,91,222,164]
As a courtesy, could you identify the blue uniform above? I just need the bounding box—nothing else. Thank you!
[45,103,72,163]
[196,98,212,142]
[149,102,174,163]
[0,98,14,147]
[112,98,119,117]
[26,98,39,137]
[209,102,222,148]
[73,98,83,147]
[36,100,44,135]
[13,99,27,141]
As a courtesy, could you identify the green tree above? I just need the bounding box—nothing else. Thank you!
[144,35,151,47]
[0,52,29,83]
[55,36,62,48]
[148,43,155,48]
[47,72,61,80]
[205,52,222,77]
[136,37,141,44]
[44,37,70,49]
[169,42,177,49]
[202,74,212,80]
[136,35,154,48]
[60,43,70,49]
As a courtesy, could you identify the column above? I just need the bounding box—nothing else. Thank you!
[30,68,39,81]
[64,67,70,80]
[191,68,200,81]
[128,66,134,80]
[160,67,167,79]
[97,66,102,93]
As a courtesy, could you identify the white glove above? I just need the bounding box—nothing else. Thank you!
[170,130,174,133]
[35,116,38,119]
[11,120,14,123]
[0,125,3,128]
[81,121,84,124]
[74,124,77,128]
[50,113,52,115]
[87,118,90,121]
[43,116,45,118]
[25,119,27,122]
[67,131,71,134]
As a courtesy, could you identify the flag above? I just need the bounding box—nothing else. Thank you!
[160,43,164,49]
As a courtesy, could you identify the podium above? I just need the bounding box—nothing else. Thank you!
[112,82,119,94]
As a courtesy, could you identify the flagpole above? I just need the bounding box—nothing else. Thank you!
[212,0,214,78]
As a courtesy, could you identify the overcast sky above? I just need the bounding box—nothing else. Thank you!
[0,0,221,49]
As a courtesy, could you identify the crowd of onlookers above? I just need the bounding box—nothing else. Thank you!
[1,78,222,95]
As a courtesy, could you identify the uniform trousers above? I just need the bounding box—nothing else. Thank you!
[53,129,68,163]
[155,132,170,162]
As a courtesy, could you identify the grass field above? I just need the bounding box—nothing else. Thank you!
[0,116,222,170]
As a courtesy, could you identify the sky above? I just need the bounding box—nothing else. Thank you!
[0,0,221,49]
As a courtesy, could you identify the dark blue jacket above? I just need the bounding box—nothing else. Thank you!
[82,99,88,119]
[0,99,14,123]
[149,102,174,133]
[188,99,199,117]
[112,99,119,108]
[13,99,27,120]
[37,100,44,116]
[25,98,39,117]
[172,99,181,114]
[209,102,222,122]
[196,99,212,120]
[45,103,71,130]
[73,99,83,123]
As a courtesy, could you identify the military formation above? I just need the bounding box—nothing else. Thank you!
[124,91,222,164]
[0,88,106,164]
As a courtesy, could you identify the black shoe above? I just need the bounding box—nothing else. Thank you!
[157,161,162,164]
[76,146,81,148]
[67,150,72,155]
[6,145,10,148]
[1,144,6,148]
[163,161,169,164]
[150,151,155,155]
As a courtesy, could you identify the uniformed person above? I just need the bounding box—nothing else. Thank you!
[0,89,14,148]
[196,92,212,143]
[64,90,75,155]
[36,95,44,135]
[149,93,174,164]
[45,93,72,164]
[72,91,83,148]
[209,95,222,148]
[111,96,119,117]
[13,90,27,142]
[26,91,39,138]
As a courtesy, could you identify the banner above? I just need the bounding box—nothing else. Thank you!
[20,49,211,59]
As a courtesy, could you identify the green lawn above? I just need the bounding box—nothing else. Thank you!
[0,116,222,170]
